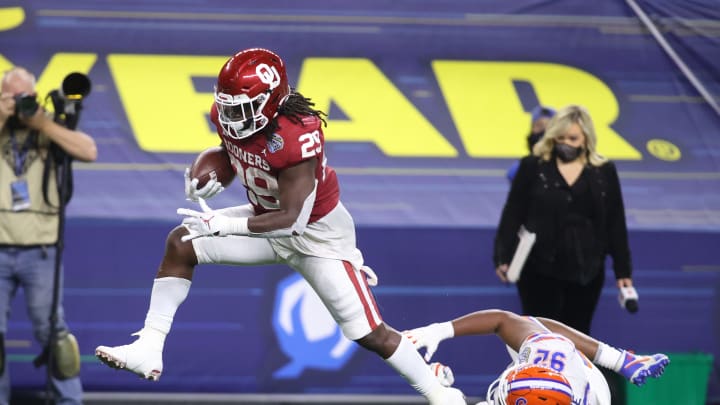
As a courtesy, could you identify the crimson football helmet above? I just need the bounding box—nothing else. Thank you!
[214,48,290,140]
[487,364,574,405]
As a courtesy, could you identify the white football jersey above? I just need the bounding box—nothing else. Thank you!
[510,318,611,405]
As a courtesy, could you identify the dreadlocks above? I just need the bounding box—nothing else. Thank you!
[264,89,327,136]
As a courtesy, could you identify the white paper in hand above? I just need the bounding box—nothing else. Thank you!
[506,225,536,283]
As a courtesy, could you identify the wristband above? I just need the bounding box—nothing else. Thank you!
[225,217,249,235]
[437,321,455,339]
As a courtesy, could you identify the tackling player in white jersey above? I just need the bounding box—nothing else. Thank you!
[404,309,669,405]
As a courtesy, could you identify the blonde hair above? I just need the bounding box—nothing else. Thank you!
[532,104,607,166]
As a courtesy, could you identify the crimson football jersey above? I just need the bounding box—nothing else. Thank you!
[210,104,340,222]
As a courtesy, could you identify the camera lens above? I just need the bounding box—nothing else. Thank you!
[13,94,39,117]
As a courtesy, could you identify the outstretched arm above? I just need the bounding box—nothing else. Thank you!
[452,310,542,352]
[405,309,670,387]
[404,309,544,361]
[446,311,604,361]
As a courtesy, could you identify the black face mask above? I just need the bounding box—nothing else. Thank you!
[527,131,544,151]
[554,143,584,162]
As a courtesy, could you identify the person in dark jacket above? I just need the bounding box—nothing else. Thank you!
[506,105,556,182]
[493,104,633,335]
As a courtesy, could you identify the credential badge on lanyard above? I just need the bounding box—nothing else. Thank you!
[9,128,35,211]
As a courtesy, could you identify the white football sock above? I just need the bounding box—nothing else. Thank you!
[594,342,625,371]
[143,277,191,339]
[384,335,444,398]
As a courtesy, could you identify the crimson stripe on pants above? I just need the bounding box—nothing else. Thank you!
[343,261,380,330]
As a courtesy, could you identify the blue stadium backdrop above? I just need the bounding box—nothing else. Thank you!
[1,0,719,401]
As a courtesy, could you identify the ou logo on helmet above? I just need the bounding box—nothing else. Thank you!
[256,63,280,89]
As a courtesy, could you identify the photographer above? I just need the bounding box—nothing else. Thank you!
[0,67,95,404]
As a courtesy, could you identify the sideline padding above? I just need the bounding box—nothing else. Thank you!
[4,221,718,398]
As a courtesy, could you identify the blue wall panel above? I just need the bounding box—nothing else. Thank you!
[4,221,717,398]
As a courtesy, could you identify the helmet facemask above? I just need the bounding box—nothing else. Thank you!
[215,89,270,140]
[487,367,513,405]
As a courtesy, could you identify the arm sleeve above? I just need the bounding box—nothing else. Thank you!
[493,156,535,266]
[604,162,632,279]
[215,204,255,218]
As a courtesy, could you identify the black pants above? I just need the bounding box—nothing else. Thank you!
[516,269,604,334]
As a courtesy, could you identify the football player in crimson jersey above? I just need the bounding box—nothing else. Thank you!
[94,48,465,404]
[404,310,670,405]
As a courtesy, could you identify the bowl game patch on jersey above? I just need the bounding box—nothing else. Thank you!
[268,133,284,153]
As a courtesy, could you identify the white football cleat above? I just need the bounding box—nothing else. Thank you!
[95,329,163,381]
[429,387,466,405]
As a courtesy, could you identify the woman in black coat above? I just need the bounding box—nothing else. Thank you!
[493,105,633,335]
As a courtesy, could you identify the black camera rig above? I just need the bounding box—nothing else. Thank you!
[48,72,92,131]
[13,93,39,117]
[41,72,92,207]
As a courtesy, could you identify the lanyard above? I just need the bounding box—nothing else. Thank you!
[8,128,37,177]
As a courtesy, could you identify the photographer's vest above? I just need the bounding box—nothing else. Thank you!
[0,125,59,245]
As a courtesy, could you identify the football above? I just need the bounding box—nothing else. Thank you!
[189,146,235,188]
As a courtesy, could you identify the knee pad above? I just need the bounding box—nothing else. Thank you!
[52,330,80,380]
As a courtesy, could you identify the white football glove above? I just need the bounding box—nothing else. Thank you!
[402,322,455,362]
[184,167,224,202]
[177,198,248,242]
[430,362,455,387]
